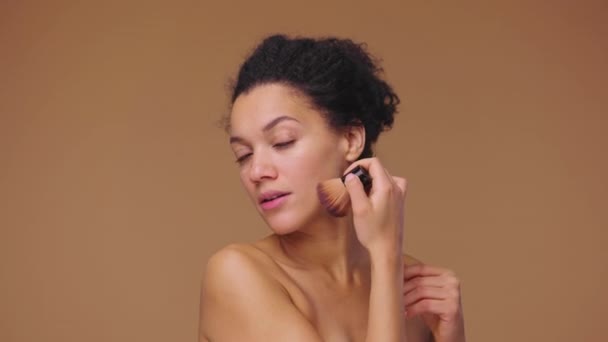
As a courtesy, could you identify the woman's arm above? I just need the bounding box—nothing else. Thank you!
[367,248,406,342]
[343,158,409,342]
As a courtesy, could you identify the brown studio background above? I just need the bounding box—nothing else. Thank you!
[1,1,607,341]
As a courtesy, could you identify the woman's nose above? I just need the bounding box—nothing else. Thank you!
[248,154,277,183]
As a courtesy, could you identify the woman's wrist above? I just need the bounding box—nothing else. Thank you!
[365,239,406,342]
[369,248,403,276]
[368,240,403,265]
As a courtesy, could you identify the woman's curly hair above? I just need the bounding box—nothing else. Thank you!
[229,34,400,159]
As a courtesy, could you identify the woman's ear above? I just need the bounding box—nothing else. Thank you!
[343,124,366,162]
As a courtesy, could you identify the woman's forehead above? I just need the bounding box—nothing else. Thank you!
[229,84,323,132]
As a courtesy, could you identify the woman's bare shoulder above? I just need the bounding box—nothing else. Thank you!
[200,243,321,341]
[202,242,283,287]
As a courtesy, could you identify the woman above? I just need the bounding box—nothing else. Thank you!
[199,34,466,342]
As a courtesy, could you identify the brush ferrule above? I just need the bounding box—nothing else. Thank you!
[341,165,372,194]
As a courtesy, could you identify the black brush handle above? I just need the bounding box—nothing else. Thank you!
[341,165,372,194]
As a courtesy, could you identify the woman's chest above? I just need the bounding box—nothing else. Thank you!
[285,277,371,342]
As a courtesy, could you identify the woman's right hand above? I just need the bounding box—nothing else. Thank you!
[343,157,407,258]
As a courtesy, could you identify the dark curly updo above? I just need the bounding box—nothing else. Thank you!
[229,34,400,159]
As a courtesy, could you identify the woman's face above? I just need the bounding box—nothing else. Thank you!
[229,83,350,234]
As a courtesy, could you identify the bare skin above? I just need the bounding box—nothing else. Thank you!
[200,239,431,342]
[199,84,465,342]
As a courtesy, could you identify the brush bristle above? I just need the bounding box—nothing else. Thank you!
[317,178,350,217]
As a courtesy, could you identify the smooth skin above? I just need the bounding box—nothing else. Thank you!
[199,84,466,342]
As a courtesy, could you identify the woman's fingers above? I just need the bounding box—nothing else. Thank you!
[404,299,457,318]
[343,173,371,215]
[403,281,461,307]
[401,264,466,340]
[403,275,445,294]
[402,265,463,321]
[403,286,446,307]
[343,158,395,194]
[404,264,453,281]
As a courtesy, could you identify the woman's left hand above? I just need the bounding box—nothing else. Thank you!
[403,264,466,342]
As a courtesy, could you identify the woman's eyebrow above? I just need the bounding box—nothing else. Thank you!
[229,136,246,145]
[262,115,300,132]
[229,115,300,144]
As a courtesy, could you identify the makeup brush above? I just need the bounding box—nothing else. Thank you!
[317,165,373,217]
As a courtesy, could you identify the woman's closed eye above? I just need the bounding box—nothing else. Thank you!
[235,152,252,164]
[273,140,295,149]
[234,140,295,165]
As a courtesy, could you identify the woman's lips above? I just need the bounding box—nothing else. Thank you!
[260,193,290,210]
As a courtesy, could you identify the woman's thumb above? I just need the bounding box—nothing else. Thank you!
[344,173,370,215]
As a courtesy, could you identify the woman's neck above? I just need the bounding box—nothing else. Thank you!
[274,216,370,286]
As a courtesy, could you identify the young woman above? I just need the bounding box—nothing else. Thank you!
[199,34,466,342]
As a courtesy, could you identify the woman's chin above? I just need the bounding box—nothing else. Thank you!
[260,206,335,235]
[263,217,301,235]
